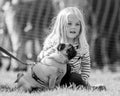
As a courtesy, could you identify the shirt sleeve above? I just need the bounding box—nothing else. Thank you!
[81,50,91,81]
[37,41,56,61]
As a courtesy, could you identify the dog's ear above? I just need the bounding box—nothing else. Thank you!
[57,43,66,51]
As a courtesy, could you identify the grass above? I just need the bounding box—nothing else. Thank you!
[0,68,120,96]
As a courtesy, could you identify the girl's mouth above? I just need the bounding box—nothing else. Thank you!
[70,31,76,33]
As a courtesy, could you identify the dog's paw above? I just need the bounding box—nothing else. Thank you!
[92,85,107,91]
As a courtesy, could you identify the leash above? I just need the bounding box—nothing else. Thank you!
[0,46,36,66]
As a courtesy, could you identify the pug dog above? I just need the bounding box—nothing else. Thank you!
[15,43,77,92]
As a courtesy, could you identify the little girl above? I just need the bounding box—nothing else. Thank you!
[37,7,90,88]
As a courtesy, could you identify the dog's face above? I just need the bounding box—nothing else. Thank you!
[57,43,77,60]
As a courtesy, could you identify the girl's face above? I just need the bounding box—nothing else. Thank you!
[66,14,81,41]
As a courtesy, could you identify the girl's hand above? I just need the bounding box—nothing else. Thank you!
[85,81,91,90]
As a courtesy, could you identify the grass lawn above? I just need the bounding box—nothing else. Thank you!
[0,68,120,96]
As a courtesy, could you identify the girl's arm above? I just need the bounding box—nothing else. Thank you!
[37,41,57,61]
[80,51,91,81]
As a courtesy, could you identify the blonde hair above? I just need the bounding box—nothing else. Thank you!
[44,7,89,53]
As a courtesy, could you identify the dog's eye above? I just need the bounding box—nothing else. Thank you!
[69,47,73,52]
[68,44,73,48]
[57,43,66,51]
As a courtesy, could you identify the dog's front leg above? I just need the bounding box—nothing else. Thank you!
[48,76,56,90]
[55,78,62,86]
[55,71,66,87]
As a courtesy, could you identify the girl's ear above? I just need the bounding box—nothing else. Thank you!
[57,43,66,51]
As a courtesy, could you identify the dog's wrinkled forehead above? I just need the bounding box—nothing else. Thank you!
[57,43,75,51]
[57,43,77,60]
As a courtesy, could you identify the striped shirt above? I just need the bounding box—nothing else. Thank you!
[69,44,91,81]
[38,42,91,81]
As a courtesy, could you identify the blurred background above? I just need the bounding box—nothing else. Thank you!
[0,0,119,72]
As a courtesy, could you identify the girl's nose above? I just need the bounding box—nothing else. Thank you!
[71,24,76,29]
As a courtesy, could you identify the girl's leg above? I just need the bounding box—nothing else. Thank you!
[60,65,106,91]
[60,64,88,87]
[68,72,88,87]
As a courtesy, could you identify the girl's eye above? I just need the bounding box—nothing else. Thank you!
[68,22,72,25]
[76,23,80,26]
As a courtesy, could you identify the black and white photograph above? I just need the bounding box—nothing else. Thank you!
[0,0,119,96]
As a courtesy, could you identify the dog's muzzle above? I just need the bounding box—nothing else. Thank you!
[66,44,77,60]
